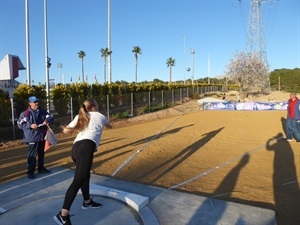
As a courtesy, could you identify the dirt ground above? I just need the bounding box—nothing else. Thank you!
[0,91,299,225]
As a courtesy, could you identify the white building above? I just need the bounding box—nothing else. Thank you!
[0,54,25,97]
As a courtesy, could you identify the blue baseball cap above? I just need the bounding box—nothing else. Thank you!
[28,96,39,102]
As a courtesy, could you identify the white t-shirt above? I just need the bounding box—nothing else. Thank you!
[68,111,109,149]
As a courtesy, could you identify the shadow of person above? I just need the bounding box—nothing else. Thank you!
[280,117,287,138]
[135,127,224,183]
[266,132,300,225]
[212,153,250,198]
[187,154,250,225]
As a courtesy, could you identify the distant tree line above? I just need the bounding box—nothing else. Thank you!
[1,68,298,126]
[269,68,300,92]
[77,46,299,94]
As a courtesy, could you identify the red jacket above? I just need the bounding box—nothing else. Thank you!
[287,97,299,119]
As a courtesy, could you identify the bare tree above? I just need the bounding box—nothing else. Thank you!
[226,51,269,92]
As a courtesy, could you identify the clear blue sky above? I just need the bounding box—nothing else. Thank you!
[1,0,299,85]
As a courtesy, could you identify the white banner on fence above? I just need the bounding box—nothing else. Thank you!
[203,101,288,111]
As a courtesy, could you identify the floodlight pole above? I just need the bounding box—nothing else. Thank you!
[25,0,31,85]
[182,34,186,85]
[107,0,112,83]
[44,0,50,112]
[190,48,195,85]
[57,63,63,83]
[207,53,210,84]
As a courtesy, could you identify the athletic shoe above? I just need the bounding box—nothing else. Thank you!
[286,138,293,142]
[28,174,35,179]
[53,212,72,225]
[81,198,102,210]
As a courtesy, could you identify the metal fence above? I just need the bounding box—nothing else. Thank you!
[3,85,223,140]
[68,86,222,120]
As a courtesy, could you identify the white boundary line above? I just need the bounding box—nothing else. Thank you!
[169,135,284,190]
[112,116,181,177]
[0,168,69,194]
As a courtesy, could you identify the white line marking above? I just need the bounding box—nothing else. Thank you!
[0,169,70,194]
[169,136,284,190]
[112,117,181,176]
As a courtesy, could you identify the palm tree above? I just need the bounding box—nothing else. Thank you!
[166,57,175,83]
[132,46,142,83]
[78,50,86,82]
[100,48,112,83]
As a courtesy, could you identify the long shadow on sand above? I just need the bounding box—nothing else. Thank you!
[133,127,224,183]
[266,132,300,225]
[186,154,256,225]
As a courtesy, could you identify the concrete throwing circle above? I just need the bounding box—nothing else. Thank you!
[1,195,143,225]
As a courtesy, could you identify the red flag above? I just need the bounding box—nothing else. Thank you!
[44,140,51,152]
[44,126,58,152]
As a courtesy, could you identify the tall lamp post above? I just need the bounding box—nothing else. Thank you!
[44,0,50,112]
[25,0,31,86]
[182,35,186,85]
[207,53,210,84]
[57,63,63,83]
[190,48,195,85]
[107,0,112,83]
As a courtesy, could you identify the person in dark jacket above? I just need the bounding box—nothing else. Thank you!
[17,96,54,179]
[293,95,300,142]
[286,92,300,142]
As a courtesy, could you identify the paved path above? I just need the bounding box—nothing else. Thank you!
[0,167,276,225]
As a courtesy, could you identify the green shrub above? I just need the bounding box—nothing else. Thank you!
[51,84,70,116]
[139,103,168,114]
[112,110,131,119]
[0,89,11,126]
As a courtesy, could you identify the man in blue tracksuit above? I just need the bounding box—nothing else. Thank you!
[17,96,54,178]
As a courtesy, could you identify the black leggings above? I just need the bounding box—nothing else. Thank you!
[62,139,96,210]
